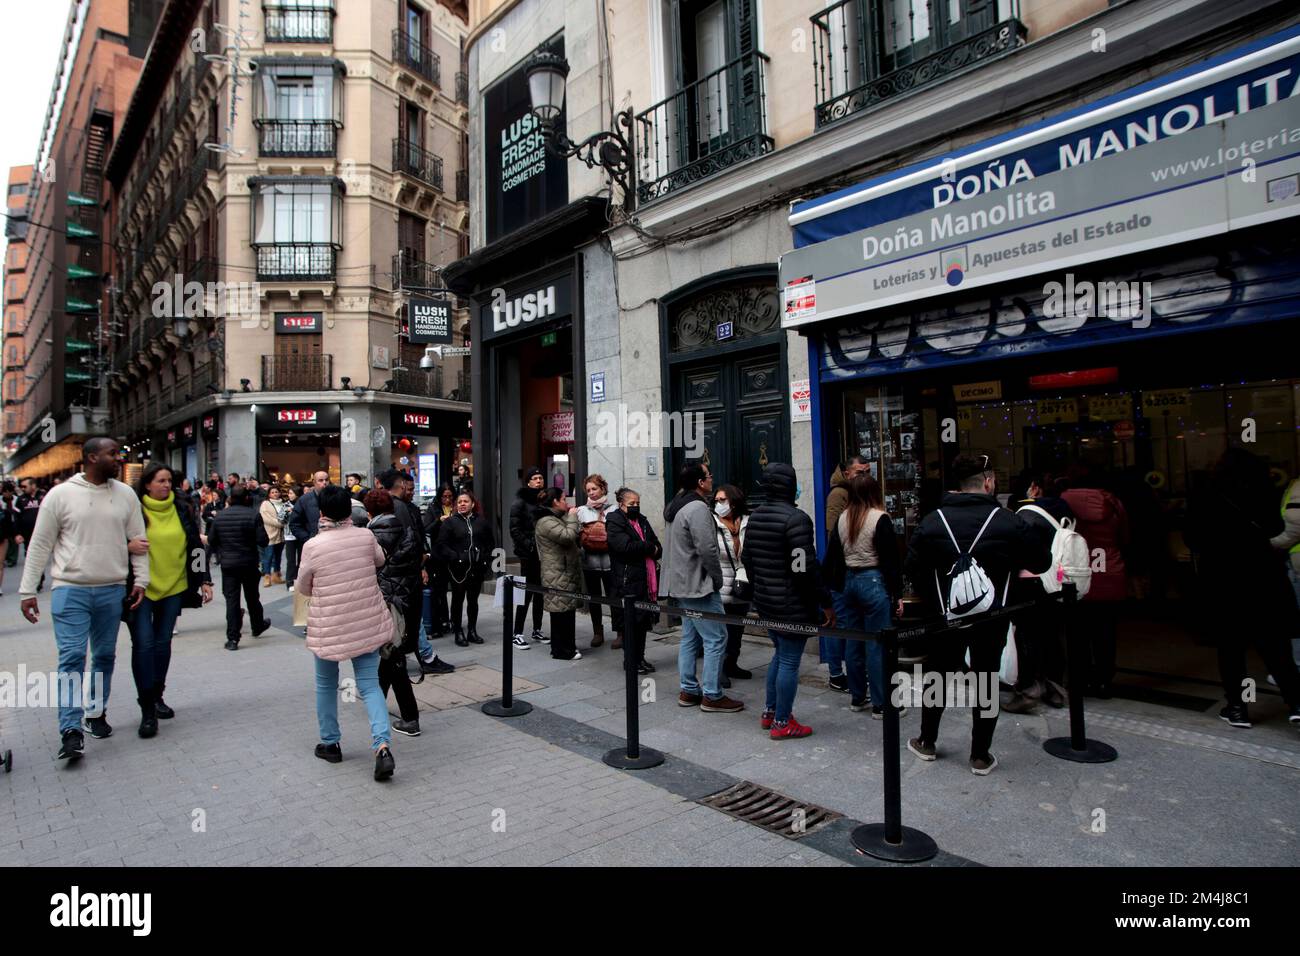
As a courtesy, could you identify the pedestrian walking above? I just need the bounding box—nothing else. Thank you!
[535,487,584,661]
[1186,448,1300,729]
[712,483,752,688]
[821,456,869,691]
[127,463,213,738]
[904,454,1051,774]
[607,487,662,675]
[18,438,150,762]
[14,477,44,588]
[436,491,494,646]
[509,467,548,649]
[663,462,743,713]
[259,485,287,587]
[207,485,271,650]
[296,485,397,781]
[823,473,901,717]
[577,474,619,649]
[378,469,434,670]
[364,489,422,738]
[743,462,832,738]
[0,481,21,593]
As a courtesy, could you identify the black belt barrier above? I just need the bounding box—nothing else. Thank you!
[479,576,1115,863]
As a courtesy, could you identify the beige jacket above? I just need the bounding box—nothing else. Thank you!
[259,499,286,545]
[18,473,150,599]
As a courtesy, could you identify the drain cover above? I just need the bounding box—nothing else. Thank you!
[699,781,841,839]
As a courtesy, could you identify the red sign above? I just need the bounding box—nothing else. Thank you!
[202,415,216,432]
[541,412,574,443]
[281,315,317,329]
[166,429,177,443]
[182,422,195,440]
[1028,367,1120,390]
[277,409,317,424]
[1113,420,1135,440]
[403,413,430,428]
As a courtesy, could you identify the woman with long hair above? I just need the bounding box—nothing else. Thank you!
[577,474,619,648]
[128,463,214,738]
[259,485,287,587]
[422,482,457,642]
[365,488,422,737]
[712,483,751,687]
[437,490,494,646]
[824,473,901,717]
[283,483,305,592]
[607,487,662,675]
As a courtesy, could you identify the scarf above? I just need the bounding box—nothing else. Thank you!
[142,492,188,601]
[631,518,657,599]
[587,495,608,511]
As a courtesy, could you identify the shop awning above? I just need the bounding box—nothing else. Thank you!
[67,192,97,207]
[780,24,1300,332]
[65,297,98,314]
[66,263,98,280]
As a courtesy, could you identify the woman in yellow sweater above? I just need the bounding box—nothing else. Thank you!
[128,463,213,738]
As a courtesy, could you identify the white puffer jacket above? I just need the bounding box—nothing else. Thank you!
[713,514,749,605]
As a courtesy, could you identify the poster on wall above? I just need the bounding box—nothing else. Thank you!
[790,379,812,422]
[483,34,568,243]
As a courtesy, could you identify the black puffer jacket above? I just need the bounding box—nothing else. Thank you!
[607,507,662,634]
[741,463,831,624]
[437,510,494,575]
[905,492,1052,616]
[369,512,419,610]
[208,503,269,569]
[509,485,542,562]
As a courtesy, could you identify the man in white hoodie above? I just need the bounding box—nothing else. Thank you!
[19,437,149,761]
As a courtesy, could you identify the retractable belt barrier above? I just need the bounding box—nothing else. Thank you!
[479,578,1115,863]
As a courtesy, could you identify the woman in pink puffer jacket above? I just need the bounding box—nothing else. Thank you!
[296,485,397,781]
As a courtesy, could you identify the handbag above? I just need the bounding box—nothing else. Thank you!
[292,588,310,627]
[721,528,752,602]
[380,604,405,660]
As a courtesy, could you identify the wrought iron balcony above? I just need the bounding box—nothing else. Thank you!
[392,253,442,292]
[256,119,339,157]
[392,138,444,191]
[392,29,440,86]
[387,366,467,402]
[635,51,773,204]
[264,2,334,43]
[253,243,337,282]
[455,71,468,104]
[262,353,333,391]
[811,0,1027,128]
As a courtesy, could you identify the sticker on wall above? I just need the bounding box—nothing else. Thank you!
[590,371,606,403]
[790,378,812,423]
[784,275,816,321]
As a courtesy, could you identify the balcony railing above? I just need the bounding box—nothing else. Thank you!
[811,0,1026,128]
[264,2,334,43]
[253,243,337,282]
[256,119,338,157]
[635,51,773,204]
[388,366,467,402]
[391,253,442,292]
[455,71,468,104]
[455,168,468,202]
[262,353,332,391]
[392,138,444,191]
[392,29,440,86]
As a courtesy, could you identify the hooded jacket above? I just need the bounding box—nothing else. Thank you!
[535,507,584,613]
[824,466,851,534]
[369,512,419,611]
[509,485,543,562]
[662,490,723,600]
[1059,487,1128,602]
[741,463,831,624]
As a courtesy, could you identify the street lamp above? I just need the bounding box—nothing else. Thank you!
[525,47,635,202]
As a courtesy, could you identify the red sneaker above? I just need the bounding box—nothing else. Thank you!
[769,716,812,740]
[760,710,775,730]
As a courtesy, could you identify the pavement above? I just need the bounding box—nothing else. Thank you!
[1,557,1297,867]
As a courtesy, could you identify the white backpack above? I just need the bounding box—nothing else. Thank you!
[1018,504,1092,598]
[934,509,1007,620]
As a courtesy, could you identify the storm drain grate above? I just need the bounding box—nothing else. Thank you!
[699,781,842,839]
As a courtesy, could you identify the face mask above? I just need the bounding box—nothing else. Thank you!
[626,505,640,519]
[795,483,803,502]
[714,502,731,518]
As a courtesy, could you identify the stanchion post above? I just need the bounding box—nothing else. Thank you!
[603,594,664,770]
[851,626,938,863]
[482,575,533,718]
[1043,582,1116,763]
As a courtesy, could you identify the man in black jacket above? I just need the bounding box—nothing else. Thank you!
[208,486,271,649]
[288,471,329,549]
[509,467,547,649]
[904,453,1051,774]
[742,462,833,737]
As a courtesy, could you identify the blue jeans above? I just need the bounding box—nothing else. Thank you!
[765,630,809,723]
[314,650,390,749]
[51,584,125,733]
[129,593,183,697]
[832,568,892,706]
[819,636,846,677]
[674,592,727,700]
[260,542,284,576]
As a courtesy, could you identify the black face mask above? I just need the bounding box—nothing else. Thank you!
[626,505,640,519]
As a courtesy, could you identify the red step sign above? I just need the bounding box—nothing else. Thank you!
[277,409,317,424]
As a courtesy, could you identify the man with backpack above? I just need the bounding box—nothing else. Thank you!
[904,454,1051,774]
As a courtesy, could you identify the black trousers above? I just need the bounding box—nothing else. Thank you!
[1009,579,1065,692]
[378,654,419,721]
[723,601,749,670]
[221,565,266,641]
[429,562,449,633]
[582,568,615,634]
[917,621,1005,760]
[402,577,422,649]
[284,540,302,585]
[1076,601,1118,687]
[550,610,576,659]
[449,567,484,632]
[1216,607,1300,709]
[513,556,544,636]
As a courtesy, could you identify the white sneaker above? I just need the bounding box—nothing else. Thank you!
[512,635,531,650]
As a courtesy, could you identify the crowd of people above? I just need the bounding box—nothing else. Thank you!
[9,437,1300,784]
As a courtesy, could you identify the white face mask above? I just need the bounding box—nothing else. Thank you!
[714,502,731,518]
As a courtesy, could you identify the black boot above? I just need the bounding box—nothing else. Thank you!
[153,683,175,719]
[453,626,468,647]
[466,627,484,645]
[137,690,158,739]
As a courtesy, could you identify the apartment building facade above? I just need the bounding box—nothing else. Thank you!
[5,0,143,481]
[105,0,472,492]
[4,165,35,453]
